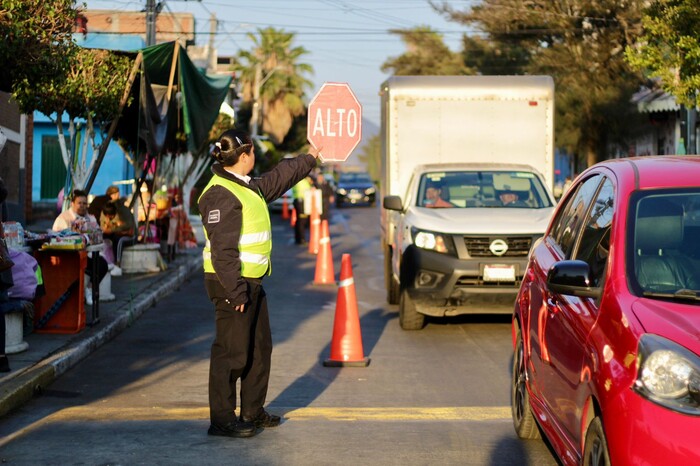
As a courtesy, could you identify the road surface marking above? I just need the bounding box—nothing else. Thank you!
[0,406,511,447]
[21,406,512,422]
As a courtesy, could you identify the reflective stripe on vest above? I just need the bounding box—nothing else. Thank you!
[199,176,272,278]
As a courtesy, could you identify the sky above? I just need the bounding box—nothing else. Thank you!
[84,0,476,127]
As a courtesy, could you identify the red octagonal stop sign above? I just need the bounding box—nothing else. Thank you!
[307,82,362,162]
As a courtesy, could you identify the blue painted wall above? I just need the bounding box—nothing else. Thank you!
[32,112,134,201]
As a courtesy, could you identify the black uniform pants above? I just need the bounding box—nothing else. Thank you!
[209,280,272,426]
[293,199,308,244]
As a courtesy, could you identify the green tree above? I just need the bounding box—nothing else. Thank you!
[0,0,77,93]
[461,35,529,75]
[382,26,471,76]
[433,0,647,168]
[625,0,700,108]
[12,47,133,193]
[357,134,381,184]
[278,112,311,155]
[235,27,314,145]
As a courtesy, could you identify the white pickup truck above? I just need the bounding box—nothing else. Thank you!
[379,76,556,329]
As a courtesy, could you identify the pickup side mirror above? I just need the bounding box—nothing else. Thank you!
[546,260,601,299]
[383,195,403,211]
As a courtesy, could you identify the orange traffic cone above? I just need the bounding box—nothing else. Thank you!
[314,220,335,285]
[281,194,290,220]
[308,192,320,254]
[290,206,297,227]
[323,254,370,367]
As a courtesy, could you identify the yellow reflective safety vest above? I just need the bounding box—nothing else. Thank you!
[200,175,272,278]
[292,177,312,200]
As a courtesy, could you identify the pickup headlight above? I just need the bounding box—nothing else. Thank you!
[336,188,347,195]
[365,187,376,195]
[634,334,700,415]
[410,227,454,254]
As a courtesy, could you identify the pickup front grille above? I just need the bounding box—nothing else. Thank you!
[463,236,532,257]
[456,276,521,287]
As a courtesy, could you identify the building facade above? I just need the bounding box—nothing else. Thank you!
[0,92,31,223]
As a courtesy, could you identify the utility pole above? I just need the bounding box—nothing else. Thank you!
[146,0,156,46]
[207,13,217,73]
[146,0,200,47]
[251,62,262,138]
[250,64,283,139]
[687,107,697,155]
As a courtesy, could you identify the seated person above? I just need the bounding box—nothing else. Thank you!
[423,182,454,208]
[88,185,120,218]
[135,186,158,223]
[53,189,110,305]
[100,200,136,265]
[498,190,528,207]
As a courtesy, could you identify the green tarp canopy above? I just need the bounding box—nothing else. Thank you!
[115,41,231,156]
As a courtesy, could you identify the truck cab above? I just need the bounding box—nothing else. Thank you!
[384,163,555,329]
[379,75,556,329]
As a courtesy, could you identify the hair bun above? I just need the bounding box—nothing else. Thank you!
[211,141,223,162]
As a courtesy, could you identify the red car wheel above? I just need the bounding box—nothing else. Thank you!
[511,324,540,439]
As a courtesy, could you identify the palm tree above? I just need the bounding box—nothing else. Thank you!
[236,27,314,144]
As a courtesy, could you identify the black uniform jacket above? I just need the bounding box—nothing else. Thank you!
[199,154,316,307]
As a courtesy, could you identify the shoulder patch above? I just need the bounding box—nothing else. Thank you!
[207,209,221,224]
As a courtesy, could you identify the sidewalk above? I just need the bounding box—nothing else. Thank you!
[0,243,203,418]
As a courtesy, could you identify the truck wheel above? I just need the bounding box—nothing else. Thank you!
[583,417,611,466]
[384,247,400,304]
[388,276,400,305]
[511,324,540,439]
[399,290,425,330]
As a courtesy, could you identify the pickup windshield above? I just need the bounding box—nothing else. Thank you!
[417,171,552,209]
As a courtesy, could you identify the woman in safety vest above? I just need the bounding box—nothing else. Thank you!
[198,130,319,438]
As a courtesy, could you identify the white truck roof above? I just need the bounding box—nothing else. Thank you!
[380,75,555,199]
[411,162,548,174]
[381,75,554,99]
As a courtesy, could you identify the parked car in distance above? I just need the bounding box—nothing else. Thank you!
[267,188,293,213]
[512,156,700,466]
[335,172,376,207]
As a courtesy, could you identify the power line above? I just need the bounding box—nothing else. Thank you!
[319,0,415,29]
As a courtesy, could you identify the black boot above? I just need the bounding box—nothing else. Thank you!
[0,355,10,373]
[167,245,175,262]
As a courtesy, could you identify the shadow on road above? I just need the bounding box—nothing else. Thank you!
[268,307,391,410]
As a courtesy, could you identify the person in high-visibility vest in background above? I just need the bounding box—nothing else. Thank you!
[291,174,313,245]
[198,130,319,439]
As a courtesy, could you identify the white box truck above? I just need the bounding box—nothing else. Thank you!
[380,75,556,330]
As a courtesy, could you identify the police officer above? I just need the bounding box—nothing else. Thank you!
[291,174,313,244]
[198,130,319,438]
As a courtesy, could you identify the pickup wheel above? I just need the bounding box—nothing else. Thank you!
[388,276,400,305]
[511,324,540,439]
[399,290,425,330]
[384,247,400,304]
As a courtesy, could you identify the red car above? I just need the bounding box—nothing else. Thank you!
[512,156,700,465]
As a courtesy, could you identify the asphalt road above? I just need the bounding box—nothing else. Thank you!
[0,205,558,465]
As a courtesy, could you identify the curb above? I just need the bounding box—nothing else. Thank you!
[0,256,203,418]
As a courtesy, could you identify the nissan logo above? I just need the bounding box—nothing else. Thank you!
[489,239,509,256]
